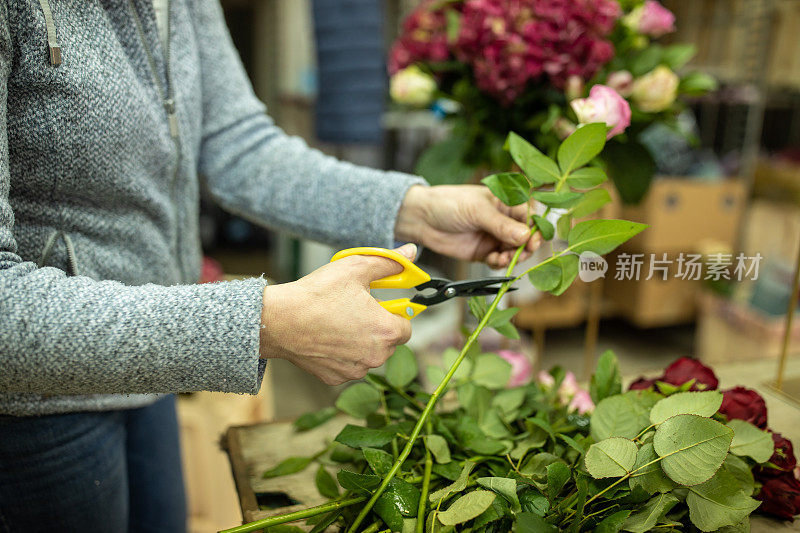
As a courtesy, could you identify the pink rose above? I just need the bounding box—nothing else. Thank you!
[497,350,533,387]
[606,70,634,97]
[568,390,595,415]
[559,371,580,402]
[537,371,555,389]
[570,85,631,138]
[638,1,676,37]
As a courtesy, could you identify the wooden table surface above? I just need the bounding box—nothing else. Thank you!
[223,358,800,531]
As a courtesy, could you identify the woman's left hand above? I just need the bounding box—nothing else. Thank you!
[395,185,543,269]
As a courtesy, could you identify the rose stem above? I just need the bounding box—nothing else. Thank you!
[217,495,366,533]
[345,238,530,532]
[416,420,434,533]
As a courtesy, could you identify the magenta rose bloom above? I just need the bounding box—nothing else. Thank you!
[455,0,621,104]
[757,432,798,477]
[719,386,768,429]
[628,377,658,391]
[660,357,719,390]
[757,472,800,521]
[497,350,533,387]
[388,0,454,74]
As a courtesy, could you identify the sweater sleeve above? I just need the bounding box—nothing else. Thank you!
[192,0,427,249]
[0,4,266,396]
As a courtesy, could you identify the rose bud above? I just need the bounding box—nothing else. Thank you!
[660,357,719,390]
[570,85,632,139]
[719,386,768,429]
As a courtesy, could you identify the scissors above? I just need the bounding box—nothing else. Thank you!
[331,247,516,320]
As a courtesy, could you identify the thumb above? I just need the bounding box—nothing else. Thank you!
[352,244,418,284]
[478,209,531,247]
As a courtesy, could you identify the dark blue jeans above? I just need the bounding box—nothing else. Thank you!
[0,395,186,533]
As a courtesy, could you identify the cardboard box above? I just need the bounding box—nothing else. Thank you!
[603,250,701,327]
[696,291,800,364]
[621,178,747,252]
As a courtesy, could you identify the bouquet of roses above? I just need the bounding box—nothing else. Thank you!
[388,0,716,203]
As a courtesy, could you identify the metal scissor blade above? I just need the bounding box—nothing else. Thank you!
[410,277,516,306]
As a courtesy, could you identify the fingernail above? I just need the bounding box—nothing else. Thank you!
[397,243,417,260]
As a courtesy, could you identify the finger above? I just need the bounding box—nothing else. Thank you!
[476,209,531,248]
[349,244,418,284]
[527,232,543,252]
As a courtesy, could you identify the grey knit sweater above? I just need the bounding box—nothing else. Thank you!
[0,0,424,415]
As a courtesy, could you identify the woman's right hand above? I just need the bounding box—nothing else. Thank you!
[259,244,416,385]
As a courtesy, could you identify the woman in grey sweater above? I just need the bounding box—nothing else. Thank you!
[0,1,540,531]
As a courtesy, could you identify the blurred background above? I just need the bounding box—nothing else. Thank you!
[182,1,800,530]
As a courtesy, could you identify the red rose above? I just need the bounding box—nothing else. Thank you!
[628,377,658,391]
[757,472,800,520]
[719,387,768,429]
[661,357,719,390]
[758,432,797,477]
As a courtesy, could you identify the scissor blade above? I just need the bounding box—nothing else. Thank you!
[410,277,517,306]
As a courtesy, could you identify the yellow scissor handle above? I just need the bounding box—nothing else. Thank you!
[330,247,431,320]
[330,247,431,289]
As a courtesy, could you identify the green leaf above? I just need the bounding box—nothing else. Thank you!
[590,350,622,403]
[443,347,473,381]
[566,167,607,189]
[425,434,452,464]
[686,469,760,531]
[377,478,421,517]
[629,442,675,495]
[649,391,724,425]
[519,491,549,515]
[445,8,460,42]
[438,490,496,526]
[334,424,395,448]
[591,390,662,441]
[506,132,560,184]
[727,420,774,463]
[568,219,648,255]
[430,461,475,504]
[630,46,663,77]
[529,262,561,292]
[603,140,656,205]
[468,296,488,321]
[487,307,520,340]
[716,518,751,533]
[585,437,638,478]
[363,447,394,476]
[386,345,418,388]
[265,526,305,533]
[415,137,475,185]
[722,454,755,496]
[481,172,531,206]
[374,496,404,532]
[663,43,696,70]
[653,414,734,486]
[679,71,718,96]
[622,493,679,532]
[557,214,572,240]
[550,254,579,296]
[472,495,510,529]
[532,215,554,241]
[546,461,571,499]
[472,353,512,389]
[516,512,558,533]
[557,123,607,174]
[492,388,526,416]
[531,190,582,208]
[262,456,312,478]
[477,477,520,511]
[595,510,632,533]
[293,407,337,432]
[336,469,381,494]
[335,383,381,418]
[315,465,339,499]
[570,188,611,219]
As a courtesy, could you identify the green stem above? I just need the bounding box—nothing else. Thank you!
[361,522,381,533]
[345,239,530,532]
[218,496,366,533]
[417,421,434,533]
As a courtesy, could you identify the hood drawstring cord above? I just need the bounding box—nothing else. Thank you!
[37,0,61,66]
